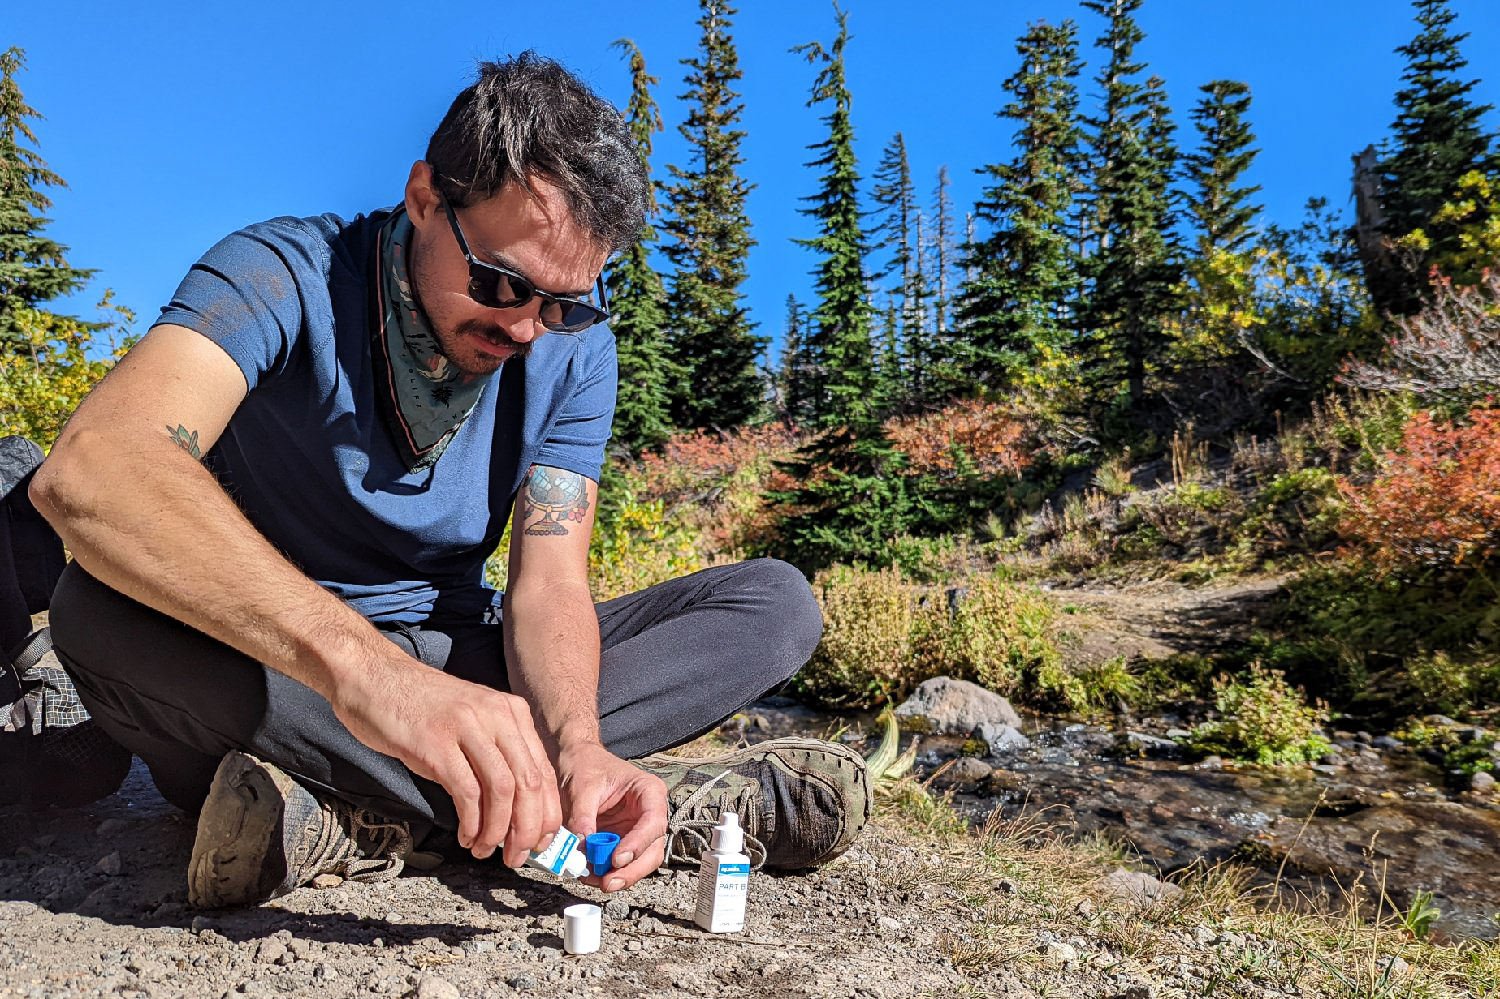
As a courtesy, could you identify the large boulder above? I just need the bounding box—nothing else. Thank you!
[894,676,1022,734]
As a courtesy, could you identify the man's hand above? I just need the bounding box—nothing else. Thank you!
[331,657,563,868]
[556,742,668,892]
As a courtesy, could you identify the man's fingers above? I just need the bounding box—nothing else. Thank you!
[494,699,552,867]
[461,739,515,861]
[431,751,484,852]
[611,776,669,867]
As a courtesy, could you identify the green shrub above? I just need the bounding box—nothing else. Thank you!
[795,565,921,708]
[911,572,1063,697]
[1190,665,1331,766]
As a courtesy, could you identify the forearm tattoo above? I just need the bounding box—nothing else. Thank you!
[519,466,590,537]
[166,424,203,460]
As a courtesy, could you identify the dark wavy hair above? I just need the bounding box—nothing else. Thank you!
[425,53,646,254]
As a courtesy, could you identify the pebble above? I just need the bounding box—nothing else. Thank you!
[414,976,460,999]
[310,874,343,889]
[459,938,495,955]
[876,915,901,933]
[1041,941,1078,963]
[604,898,630,920]
[506,972,540,992]
[94,852,123,877]
[1471,771,1496,794]
[254,940,287,966]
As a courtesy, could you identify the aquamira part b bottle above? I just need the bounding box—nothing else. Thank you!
[693,810,750,933]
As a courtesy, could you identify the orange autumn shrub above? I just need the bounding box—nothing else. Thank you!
[627,423,804,556]
[882,398,1033,479]
[1337,406,1500,572]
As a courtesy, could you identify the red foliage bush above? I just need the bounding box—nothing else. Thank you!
[883,398,1033,479]
[1337,406,1500,571]
[626,423,802,555]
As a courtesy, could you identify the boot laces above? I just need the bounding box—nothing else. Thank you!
[663,772,768,869]
[302,797,414,884]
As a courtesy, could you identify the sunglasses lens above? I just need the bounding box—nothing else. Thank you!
[468,267,530,309]
[545,301,607,333]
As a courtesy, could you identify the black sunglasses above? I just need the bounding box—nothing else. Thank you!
[440,199,610,333]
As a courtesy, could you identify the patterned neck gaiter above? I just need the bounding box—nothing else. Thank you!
[371,207,489,473]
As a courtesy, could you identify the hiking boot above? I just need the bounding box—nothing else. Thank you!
[187,750,414,909]
[636,737,872,871]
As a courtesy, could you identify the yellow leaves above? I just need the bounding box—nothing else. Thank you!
[0,306,123,448]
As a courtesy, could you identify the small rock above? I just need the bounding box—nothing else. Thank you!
[604,898,630,920]
[413,976,460,999]
[459,938,495,955]
[894,676,1022,734]
[1074,897,1096,917]
[310,874,343,889]
[1109,987,1155,999]
[1373,735,1403,751]
[254,940,287,966]
[313,963,336,979]
[1471,770,1496,794]
[94,852,123,877]
[876,915,901,933]
[1040,941,1078,963]
[1198,755,1224,771]
[1378,955,1411,978]
[1126,732,1179,755]
[190,916,214,934]
[934,756,994,787]
[96,818,130,836]
[1310,763,1342,775]
[975,721,1031,755]
[1094,868,1183,908]
[505,973,540,992]
[1193,924,1217,945]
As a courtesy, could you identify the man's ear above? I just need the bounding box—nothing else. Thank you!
[403,161,440,225]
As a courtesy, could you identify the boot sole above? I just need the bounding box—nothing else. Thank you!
[187,751,288,909]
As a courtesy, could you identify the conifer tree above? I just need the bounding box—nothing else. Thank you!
[1176,79,1265,387]
[659,0,764,429]
[1183,80,1262,254]
[1375,0,1496,315]
[1079,1,1183,430]
[871,134,917,333]
[604,39,673,456]
[775,294,817,425]
[771,5,913,571]
[0,47,94,342]
[791,4,878,429]
[956,19,1085,392]
[931,166,953,340]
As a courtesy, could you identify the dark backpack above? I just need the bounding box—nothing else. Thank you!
[1,627,131,807]
[0,436,131,808]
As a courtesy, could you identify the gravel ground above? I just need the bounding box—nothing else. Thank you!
[0,754,1492,999]
[0,759,972,999]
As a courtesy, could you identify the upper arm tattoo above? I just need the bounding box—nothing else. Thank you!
[166,424,203,460]
[517,466,590,537]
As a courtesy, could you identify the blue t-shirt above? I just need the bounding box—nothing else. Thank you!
[153,209,617,625]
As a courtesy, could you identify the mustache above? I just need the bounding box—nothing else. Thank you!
[456,320,532,359]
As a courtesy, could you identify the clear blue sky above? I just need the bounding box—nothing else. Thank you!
[9,0,1500,355]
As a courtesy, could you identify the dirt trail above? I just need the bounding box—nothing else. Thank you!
[1045,574,1289,667]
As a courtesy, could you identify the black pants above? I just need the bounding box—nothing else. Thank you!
[49,559,821,835]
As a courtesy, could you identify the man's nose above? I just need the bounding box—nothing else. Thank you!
[498,302,546,343]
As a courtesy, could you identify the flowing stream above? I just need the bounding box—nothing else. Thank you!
[742,698,1500,941]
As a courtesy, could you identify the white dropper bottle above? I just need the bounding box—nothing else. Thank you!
[693,810,750,933]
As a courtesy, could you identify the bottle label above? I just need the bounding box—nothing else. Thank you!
[534,831,579,875]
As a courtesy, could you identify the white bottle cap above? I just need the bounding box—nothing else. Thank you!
[711,810,744,854]
[563,902,601,955]
[559,849,588,880]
